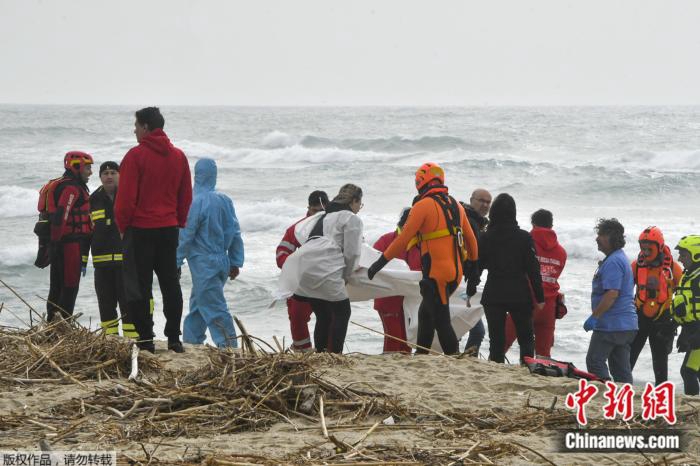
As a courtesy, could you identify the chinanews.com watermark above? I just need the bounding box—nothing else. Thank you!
[560,429,683,453]
[559,380,687,454]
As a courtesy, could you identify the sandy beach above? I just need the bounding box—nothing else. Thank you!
[1,319,698,466]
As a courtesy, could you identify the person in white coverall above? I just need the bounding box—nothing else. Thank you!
[176,158,244,348]
[291,184,364,353]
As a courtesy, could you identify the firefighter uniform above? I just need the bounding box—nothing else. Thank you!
[90,186,137,338]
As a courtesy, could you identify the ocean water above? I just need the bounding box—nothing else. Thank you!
[0,105,698,387]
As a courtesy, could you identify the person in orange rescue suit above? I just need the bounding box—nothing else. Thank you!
[629,226,683,385]
[367,162,479,355]
[276,190,330,351]
[372,207,422,353]
[88,161,138,339]
[43,151,94,321]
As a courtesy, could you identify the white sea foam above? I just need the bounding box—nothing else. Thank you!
[0,242,35,267]
[262,130,297,149]
[0,186,37,218]
[235,199,306,233]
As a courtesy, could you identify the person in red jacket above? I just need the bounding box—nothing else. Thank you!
[373,208,422,353]
[276,190,329,351]
[45,152,94,321]
[504,209,567,357]
[115,107,193,353]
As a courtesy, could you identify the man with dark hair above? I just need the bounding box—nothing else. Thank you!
[530,209,553,229]
[584,218,638,383]
[459,188,491,355]
[276,190,329,351]
[504,208,567,357]
[115,107,193,353]
[134,107,165,132]
[89,161,137,339]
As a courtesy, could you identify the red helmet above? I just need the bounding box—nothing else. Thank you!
[64,151,94,175]
[415,162,445,190]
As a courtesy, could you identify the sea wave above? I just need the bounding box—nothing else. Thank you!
[299,134,511,153]
[617,149,700,171]
[0,242,35,267]
[0,186,37,218]
[235,198,306,233]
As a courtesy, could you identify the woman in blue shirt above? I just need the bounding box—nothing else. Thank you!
[584,218,638,383]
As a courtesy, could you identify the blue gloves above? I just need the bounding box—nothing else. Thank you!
[81,265,87,277]
[583,315,598,332]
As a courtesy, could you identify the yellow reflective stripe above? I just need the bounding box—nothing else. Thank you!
[686,349,700,372]
[81,255,89,262]
[100,319,119,335]
[90,210,106,221]
[123,331,139,339]
[406,228,452,251]
[122,323,135,330]
[93,254,123,263]
[150,298,154,315]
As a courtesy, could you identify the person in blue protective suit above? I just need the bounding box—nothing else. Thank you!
[176,158,244,348]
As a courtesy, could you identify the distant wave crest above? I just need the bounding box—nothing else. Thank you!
[0,186,37,218]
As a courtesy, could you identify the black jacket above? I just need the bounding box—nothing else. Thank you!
[460,202,488,240]
[89,187,123,268]
[479,224,544,306]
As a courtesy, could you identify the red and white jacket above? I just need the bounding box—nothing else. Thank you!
[276,217,305,269]
[531,226,567,299]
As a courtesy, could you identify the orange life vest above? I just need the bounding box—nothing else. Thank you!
[635,245,675,319]
[38,176,68,216]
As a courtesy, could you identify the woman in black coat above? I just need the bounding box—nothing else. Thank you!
[479,193,545,363]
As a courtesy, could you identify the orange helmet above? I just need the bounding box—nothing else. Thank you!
[639,226,664,261]
[64,151,94,175]
[415,162,445,190]
[639,226,665,247]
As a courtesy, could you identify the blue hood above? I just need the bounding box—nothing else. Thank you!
[194,158,217,194]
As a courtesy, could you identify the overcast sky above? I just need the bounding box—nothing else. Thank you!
[1,0,699,106]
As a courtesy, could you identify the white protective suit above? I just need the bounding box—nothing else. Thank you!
[277,214,484,352]
[286,210,363,302]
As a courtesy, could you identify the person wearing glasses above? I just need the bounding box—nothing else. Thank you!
[459,188,492,355]
[291,184,364,353]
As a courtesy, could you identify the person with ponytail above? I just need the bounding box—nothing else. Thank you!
[292,184,364,353]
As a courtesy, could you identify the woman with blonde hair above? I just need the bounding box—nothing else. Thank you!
[292,184,364,353]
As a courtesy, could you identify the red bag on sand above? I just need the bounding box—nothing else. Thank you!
[523,356,601,382]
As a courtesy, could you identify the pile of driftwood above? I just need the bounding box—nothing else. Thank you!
[0,316,161,386]
[45,349,405,441]
[0,296,696,465]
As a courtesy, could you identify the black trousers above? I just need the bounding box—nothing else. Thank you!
[629,312,676,385]
[122,227,183,343]
[296,296,351,353]
[94,266,135,336]
[415,279,458,355]
[484,302,534,363]
[681,350,700,396]
[47,241,82,321]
